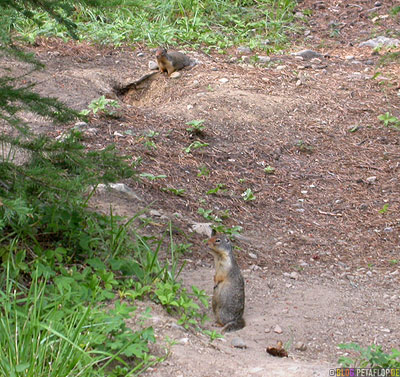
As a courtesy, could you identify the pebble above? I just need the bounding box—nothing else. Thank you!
[290,271,299,280]
[264,327,271,333]
[249,252,258,259]
[148,61,158,70]
[170,71,181,79]
[113,131,124,137]
[274,325,283,334]
[380,328,391,333]
[310,58,321,64]
[260,39,271,46]
[276,65,286,70]
[249,367,264,374]
[345,55,355,60]
[237,46,252,54]
[241,55,250,63]
[191,222,213,237]
[366,176,377,184]
[258,56,271,64]
[74,121,88,129]
[359,36,400,48]
[277,197,284,203]
[295,342,307,351]
[231,337,247,349]
[292,49,322,60]
[219,78,229,84]
[178,337,189,345]
[384,227,393,233]
[149,209,162,217]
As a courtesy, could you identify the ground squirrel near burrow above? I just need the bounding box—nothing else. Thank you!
[155,48,193,75]
[207,235,245,332]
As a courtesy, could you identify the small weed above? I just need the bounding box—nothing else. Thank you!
[198,165,210,177]
[162,187,186,196]
[338,343,400,368]
[379,203,389,214]
[295,140,314,153]
[80,95,120,117]
[198,207,222,223]
[390,6,400,16]
[212,224,242,236]
[140,173,167,181]
[203,329,223,342]
[206,183,226,195]
[242,188,256,201]
[378,112,400,129]
[186,120,206,135]
[184,141,209,154]
[264,165,276,174]
[145,130,159,138]
[348,125,360,133]
[389,259,398,265]
[144,139,157,150]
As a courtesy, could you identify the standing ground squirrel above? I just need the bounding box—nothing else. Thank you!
[207,235,245,332]
[155,48,192,75]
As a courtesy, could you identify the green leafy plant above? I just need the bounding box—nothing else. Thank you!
[378,112,400,129]
[212,224,242,236]
[140,173,167,180]
[338,343,400,368]
[198,207,222,223]
[242,188,256,201]
[184,141,209,153]
[295,140,314,153]
[203,329,224,342]
[186,119,205,134]
[379,203,389,214]
[80,95,120,117]
[162,187,186,196]
[198,165,210,177]
[206,183,226,195]
[264,165,275,174]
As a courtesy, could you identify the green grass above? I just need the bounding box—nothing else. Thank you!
[7,0,298,50]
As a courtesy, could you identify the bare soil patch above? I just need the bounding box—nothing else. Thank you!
[3,1,399,375]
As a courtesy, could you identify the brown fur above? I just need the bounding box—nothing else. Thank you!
[207,235,245,332]
[155,48,192,75]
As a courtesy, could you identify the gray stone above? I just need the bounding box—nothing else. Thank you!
[74,121,88,130]
[231,337,247,349]
[249,252,258,259]
[273,325,283,334]
[96,183,142,201]
[384,227,393,233]
[219,78,229,84]
[191,222,213,237]
[359,36,400,48]
[258,55,271,64]
[366,176,377,184]
[170,71,181,79]
[293,49,322,60]
[148,60,159,70]
[149,209,162,217]
[290,271,299,280]
[295,342,307,351]
[237,46,252,54]
[137,52,145,57]
[241,55,250,63]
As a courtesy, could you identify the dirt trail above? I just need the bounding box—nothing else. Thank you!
[2,0,400,375]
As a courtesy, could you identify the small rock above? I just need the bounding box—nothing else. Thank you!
[294,11,304,18]
[380,328,391,333]
[219,78,229,84]
[148,60,159,70]
[359,36,400,48]
[97,183,142,201]
[170,71,181,79]
[264,327,271,333]
[249,367,264,374]
[295,342,307,351]
[390,270,399,276]
[345,55,355,60]
[178,337,189,345]
[74,121,88,130]
[137,52,145,57]
[274,325,283,334]
[310,57,321,64]
[374,1,382,6]
[191,222,213,237]
[366,271,373,277]
[149,209,162,217]
[258,56,271,64]
[171,323,187,332]
[231,337,247,349]
[237,46,252,54]
[241,55,250,63]
[211,66,220,70]
[289,271,299,280]
[366,176,377,184]
[113,131,124,137]
[277,197,284,203]
[249,252,258,259]
[384,227,393,233]
[364,60,374,66]
[293,49,322,60]
[260,39,271,46]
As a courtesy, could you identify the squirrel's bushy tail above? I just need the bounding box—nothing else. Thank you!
[222,317,245,333]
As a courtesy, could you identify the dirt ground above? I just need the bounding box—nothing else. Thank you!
[2,0,399,375]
